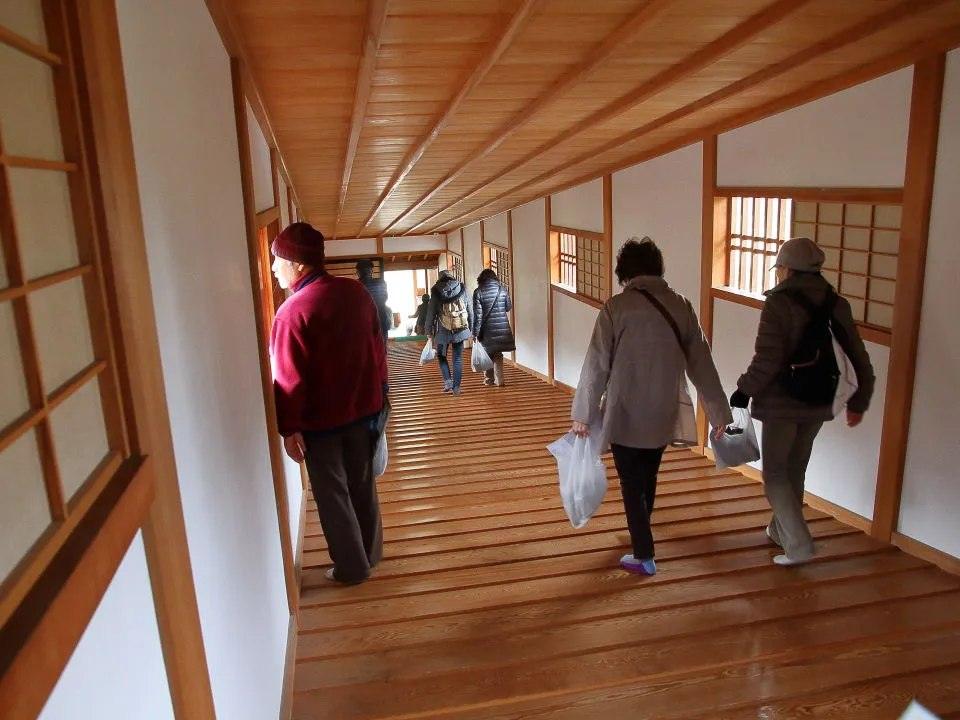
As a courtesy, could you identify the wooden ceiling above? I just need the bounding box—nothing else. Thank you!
[226,0,960,239]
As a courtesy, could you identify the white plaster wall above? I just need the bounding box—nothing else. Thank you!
[612,143,702,310]
[40,533,174,720]
[325,238,378,257]
[511,199,549,376]
[382,234,446,254]
[718,68,912,188]
[446,230,463,256]
[900,49,960,559]
[483,212,509,248]
[117,1,289,718]
[550,178,604,234]
[247,102,274,213]
[712,300,888,519]
[553,290,600,389]
[463,222,483,295]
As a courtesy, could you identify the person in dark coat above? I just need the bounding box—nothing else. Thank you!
[423,270,474,396]
[472,268,516,387]
[356,259,391,345]
[270,223,388,585]
[732,237,875,567]
[409,293,430,336]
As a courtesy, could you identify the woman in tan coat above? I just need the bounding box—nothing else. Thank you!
[572,238,732,576]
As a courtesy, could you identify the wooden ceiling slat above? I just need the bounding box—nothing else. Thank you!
[404,0,812,234]
[335,0,389,238]
[426,0,949,234]
[378,0,676,236]
[355,0,542,237]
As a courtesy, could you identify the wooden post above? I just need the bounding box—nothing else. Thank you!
[507,209,516,362]
[603,174,613,298]
[545,196,555,382]
[231,58,298,615]
[872,55,946,542]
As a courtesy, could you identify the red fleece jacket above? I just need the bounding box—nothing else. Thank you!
[270,274,387,436]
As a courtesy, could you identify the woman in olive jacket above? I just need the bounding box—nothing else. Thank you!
[472,269,516,387]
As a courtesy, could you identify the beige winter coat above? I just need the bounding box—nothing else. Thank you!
[572,276,733,451]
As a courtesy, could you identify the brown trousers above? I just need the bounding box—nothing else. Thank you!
[303,422,383,582]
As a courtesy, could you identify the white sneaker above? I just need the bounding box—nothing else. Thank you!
[773,553,813,566]
[765,526,782,547]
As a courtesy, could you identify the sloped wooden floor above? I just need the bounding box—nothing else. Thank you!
[294,343,960,720]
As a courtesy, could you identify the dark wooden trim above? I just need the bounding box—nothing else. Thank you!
[0,24,62,65]
[715,186,904,204]
[231,58,298,615]
[547,224,605,242]
[872,55,946,542]
[360,0,540,237]
[507,209,516,363]
[278,613,299,720]
[256,206,280,230]
[892,532,960,576]
[711,286,765,311]
[603,175,613,298]
[0,456,152,720]
[697,137,719,449]
[73,1,215,714]
[545,198,555,382]
[270,148,281,209]
[0,155,77,172]
[552,283,605,311]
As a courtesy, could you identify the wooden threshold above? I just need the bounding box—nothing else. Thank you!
[292,342,960,720]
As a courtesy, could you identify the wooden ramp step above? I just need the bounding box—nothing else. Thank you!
[292,342,960,720]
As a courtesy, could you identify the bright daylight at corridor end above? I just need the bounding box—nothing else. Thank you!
[2,1,960,719]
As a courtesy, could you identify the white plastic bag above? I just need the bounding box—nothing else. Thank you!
[832,332,858,416]
[547,432,607,529]
[471,340,494,372]
[373,432,388,478]
[419,338,436,366]
[710,407,760,470]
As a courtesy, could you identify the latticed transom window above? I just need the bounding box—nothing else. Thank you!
[485,244,511,291]
[552,229,608,303]
[727,197,900,331]
[449,253,464,282]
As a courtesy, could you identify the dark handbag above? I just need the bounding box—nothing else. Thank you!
[374,395,391,438]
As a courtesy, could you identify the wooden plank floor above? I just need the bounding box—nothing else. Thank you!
[293,342,960,720]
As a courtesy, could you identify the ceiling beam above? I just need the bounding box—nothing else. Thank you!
[355,0,542,236]
[431,0,947,233]
[437,21,960,235]
[335,0,389,239]
[376,0,675,236]
[404,0,812,235]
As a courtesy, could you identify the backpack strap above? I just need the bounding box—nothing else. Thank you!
[634,288,685,351]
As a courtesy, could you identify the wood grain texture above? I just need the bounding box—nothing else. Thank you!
[291,342,960,719]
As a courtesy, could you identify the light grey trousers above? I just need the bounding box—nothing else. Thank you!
[760,420,823,559]
[484,352,505,386]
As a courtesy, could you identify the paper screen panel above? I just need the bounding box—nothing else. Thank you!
[0,429,51,584]
[29,276,95,391]
[0,43,64,161]
[0,300,30,430]
[49,377,109,501]
[0,0,49,48]
[8,168,79,280]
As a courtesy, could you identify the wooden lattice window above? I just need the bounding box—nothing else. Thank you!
[448,252,464,282]
[726,196,900,332]
[325,256,383,279]
[483,243,511,291]
[0,1,136,609]
[550,227,608,303]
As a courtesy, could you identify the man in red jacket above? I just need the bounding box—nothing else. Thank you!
[269,222,388,584]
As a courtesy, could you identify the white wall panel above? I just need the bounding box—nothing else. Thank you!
[463,222,483,295]
[382,234,446,254]
[483,212,509,248]
[550,178,603,234]
[325,238,378,257]
[246,102,274,213]
[553,290,600,389]
[511,199,549,376]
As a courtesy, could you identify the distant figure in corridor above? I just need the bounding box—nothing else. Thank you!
[357,258,392,346]
[410,293,431,336]
[572,237,732,576]
[472,268,516,387]
[424,270,474,396]
[271,223,388,584]
[731,237,875,566]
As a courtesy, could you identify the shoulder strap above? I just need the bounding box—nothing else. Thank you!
[634,288,685,350]
[479,285,502,334]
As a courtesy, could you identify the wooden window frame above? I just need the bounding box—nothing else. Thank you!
[711,187,901,348]
[482,241,511,291]
[447,251,464,282]
[549,225,609,310]
[0,2,216,716]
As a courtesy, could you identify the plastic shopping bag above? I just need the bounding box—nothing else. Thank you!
[373,432,388,479]
[471,340,494,372]
[419,338,436,366]
[710,407,760,470]
[832,332,858,417]
[547,431,607,529]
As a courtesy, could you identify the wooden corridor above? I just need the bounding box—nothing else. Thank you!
[293,343,960,720]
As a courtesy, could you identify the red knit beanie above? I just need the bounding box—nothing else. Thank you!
[271,223,325,268]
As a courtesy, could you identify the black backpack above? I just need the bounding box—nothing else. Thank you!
[781,289,840,406]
